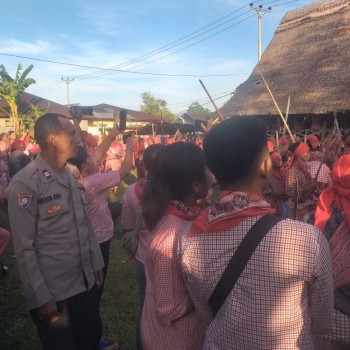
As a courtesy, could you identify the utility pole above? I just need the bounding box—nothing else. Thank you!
[250,3,272,61]
[160,105,164,135]
[61,77,74,105]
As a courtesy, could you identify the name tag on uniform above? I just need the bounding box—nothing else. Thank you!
[38,193,62,204]
[48,205,62,214]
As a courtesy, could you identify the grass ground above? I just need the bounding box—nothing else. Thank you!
[0,173,139,350]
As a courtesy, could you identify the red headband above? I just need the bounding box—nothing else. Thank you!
[267,140,274,152]
[270,151,282,162]
[294,142,309,157]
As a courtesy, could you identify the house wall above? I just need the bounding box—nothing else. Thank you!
[0,118,15,133]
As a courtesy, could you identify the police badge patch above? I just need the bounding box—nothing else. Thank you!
[17,192,33,209]
[42,169,52,180]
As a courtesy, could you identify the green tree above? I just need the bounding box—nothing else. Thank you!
[187,101,211,115]
[140,92,177,121]
[0,64,43,134]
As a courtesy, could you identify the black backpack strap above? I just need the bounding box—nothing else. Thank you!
[209,214,283,317]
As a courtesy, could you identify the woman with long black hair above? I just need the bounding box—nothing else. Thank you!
[140,142,212,350]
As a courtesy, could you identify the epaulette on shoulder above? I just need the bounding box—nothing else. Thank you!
[10,161,37,182]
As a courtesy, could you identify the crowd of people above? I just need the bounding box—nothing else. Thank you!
[1,113,350,349]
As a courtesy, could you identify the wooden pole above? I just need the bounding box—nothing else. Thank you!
[199,79,225,121]
[293,176,299,220]
[321,120,326,142]
[283,94,290,136]
[333,111,341,138]
[260,73,295,142]
[314,128,335,182]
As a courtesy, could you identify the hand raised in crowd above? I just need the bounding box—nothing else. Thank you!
[108,120,122,140]
[125,134,138,149]
[119,134,138,180]
[200,119,214,133]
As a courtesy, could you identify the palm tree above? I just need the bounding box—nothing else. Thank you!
[0,64,36,134]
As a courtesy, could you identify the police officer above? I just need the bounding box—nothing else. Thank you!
[7,113,104,350]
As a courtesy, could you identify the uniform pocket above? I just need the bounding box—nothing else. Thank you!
[38,199,69,233]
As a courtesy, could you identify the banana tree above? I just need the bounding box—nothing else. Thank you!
[0,64,36,134]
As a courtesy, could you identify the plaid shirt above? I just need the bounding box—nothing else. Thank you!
[179,215,333,349]
[307,161,331,185]
[141,214,206,350]
[285,163,316,209]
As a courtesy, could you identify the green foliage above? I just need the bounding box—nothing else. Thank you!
[0,64,36,99]
[140,91,177,121]
[21,102,50,130]
[0,64,43,133]
[187,101,211,115]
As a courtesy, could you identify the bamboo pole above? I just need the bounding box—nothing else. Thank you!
[199,79,225,121]
[293,176,299,220]
[333,111,341,138]
[314,128,336,182]
[282,94,290,136]
[260,73,295,143]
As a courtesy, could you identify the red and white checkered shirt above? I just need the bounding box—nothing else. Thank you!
[285,163,316,210]
[141,214,206,350]
[307,161,332,186]
[179,215,333,349]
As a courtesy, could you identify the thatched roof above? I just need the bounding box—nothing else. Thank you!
[221,0,350,118]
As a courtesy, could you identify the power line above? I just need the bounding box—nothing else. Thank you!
[76,12,254,79]
[33,79,62,95]
[0,52,250,78]
[97,89,236,111]
[75,0,268,79]
[74,0,296,80]
[167,90,234,107]
[72,13,257,80]
[0,0,296,91]
[75,0,285,80]
[174,90,236,116]
[1,0,298,103]
[129,0,295,71]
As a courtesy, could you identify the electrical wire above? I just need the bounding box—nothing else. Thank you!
[74,0,269,79]
[75,0,286,79]
[0,0,299,108]
[0,52,252,78]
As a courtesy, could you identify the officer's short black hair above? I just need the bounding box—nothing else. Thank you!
[203,116,267,184]
[34,113,67,147]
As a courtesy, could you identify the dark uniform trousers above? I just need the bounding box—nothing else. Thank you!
[30,285,102,350]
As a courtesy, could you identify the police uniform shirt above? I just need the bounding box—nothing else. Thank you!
[6,154,104,309]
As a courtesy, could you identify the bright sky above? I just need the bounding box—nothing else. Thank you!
[1,0,316,115]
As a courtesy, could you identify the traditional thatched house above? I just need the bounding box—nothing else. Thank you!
[221,0,350,132]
